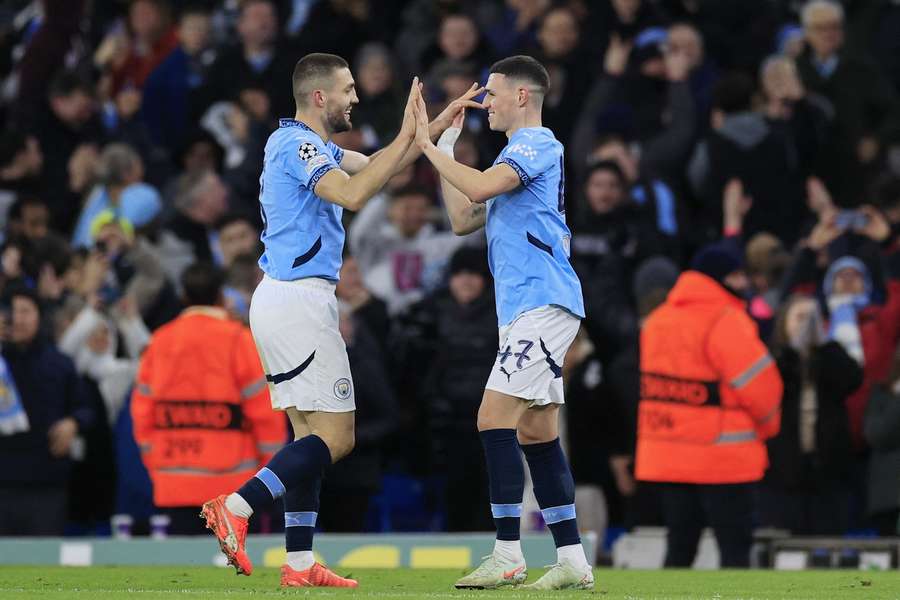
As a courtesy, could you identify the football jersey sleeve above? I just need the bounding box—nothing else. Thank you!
[326,141,345,165]
[497,131,558,187]
[285,132,341,190]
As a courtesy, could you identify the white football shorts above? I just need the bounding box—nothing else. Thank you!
[249,275,355,412]
[485,305,580,406]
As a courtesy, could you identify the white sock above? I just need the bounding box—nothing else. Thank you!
[493,539,524,564]
[286,550,315,571]
[225,493,253,519]
[557,543,590,569]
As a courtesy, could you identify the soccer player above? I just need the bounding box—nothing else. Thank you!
[199,53,481,588]
[412,55,594,590]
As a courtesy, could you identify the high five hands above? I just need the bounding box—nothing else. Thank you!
[400,79,485,148]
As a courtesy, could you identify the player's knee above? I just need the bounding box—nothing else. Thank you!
[516,420,556,445]
[320,431,355,462]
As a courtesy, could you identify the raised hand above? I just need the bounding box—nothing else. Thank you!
[723,178,752,233]
[399,76,421,140]
[604,34,632,77]
[433,82,485,132]
[413,86,431,149]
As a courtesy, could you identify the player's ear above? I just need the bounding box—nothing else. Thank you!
[312,89,326,108]
[518,87,528,107]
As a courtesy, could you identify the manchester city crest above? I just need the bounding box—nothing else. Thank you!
[333,378,352,400]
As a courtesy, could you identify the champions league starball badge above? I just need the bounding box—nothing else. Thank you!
[298,142,319,161]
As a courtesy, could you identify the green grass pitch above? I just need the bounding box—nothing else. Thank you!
[0,566,898,600]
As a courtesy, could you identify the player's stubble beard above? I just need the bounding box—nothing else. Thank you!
[325,103,352,134]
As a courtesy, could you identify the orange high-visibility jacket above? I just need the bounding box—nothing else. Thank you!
[131,307,285,507]
[635,271,783,484]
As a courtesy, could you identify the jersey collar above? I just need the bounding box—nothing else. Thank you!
[279,118,314,131]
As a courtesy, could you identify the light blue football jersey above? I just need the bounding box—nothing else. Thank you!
[487,127,585,326]
[257,118,346,281]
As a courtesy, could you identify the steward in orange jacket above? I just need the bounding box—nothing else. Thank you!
[635,241,782,567]
[132,264,285,516]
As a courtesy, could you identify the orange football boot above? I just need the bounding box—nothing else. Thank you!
[200,495,253,575]
[280,562,359,588]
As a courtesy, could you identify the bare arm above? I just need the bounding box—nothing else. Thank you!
[314,79,419,211]
[422,145,520,204]
[341,83,485,176]
[435,116,487,235]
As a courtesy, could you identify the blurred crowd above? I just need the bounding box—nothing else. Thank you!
[0,0,898,544]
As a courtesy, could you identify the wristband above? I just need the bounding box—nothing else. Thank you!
[437,127,462,157]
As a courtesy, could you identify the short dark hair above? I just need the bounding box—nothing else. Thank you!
[216,211,258,233]
[0,130,28,168]
[489,55,550,96]
[585,160,626,186]
[292,53,349,106]
[8,196,48,222]
[390,183,433,203]
[49,70,93,99]
[712,72,755,114]
[181,262,224,306]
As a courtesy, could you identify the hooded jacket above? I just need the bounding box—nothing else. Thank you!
[636,271,783,483]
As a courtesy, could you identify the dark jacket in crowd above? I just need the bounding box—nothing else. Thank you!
[571,204,662,359]
[198,43,296,119]
[689,102,829,246]
[864,384,900,519]
[420,289,497,449]
[325,322,397,492]
[0,338,91,486]
[765,342,863,491]
[796,48,900,205]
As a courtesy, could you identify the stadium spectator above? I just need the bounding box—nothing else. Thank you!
[335,256,390,351]
[636,241,783,567]
[142,5,217,153]
[530,7,590,147]
[131,262,285,534]
[0,286,92,536]
[35,71,105,233]
[0,132,43,227]
[571,29,695,187]
[760,294,862,534]
[351,44,403,151]
[796,0,900,205]
[350,184,467,315]
[420,13,493,74]
[317,306,398,532]
[215,213,260,268]
[157,169,229,285]
[199,0,296,119]
[94,0,179,98]
[864,350,900,536]
[398,246,496,532]
[588,135,682,250]
[72,143,163,249]
[6,196,50,244]
[570,160,662,358]
[688,67,827,246]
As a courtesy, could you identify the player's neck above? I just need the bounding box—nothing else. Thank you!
[294,110,331,143]
[505,111,542,139]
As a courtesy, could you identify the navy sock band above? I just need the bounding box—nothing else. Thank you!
[284,473,322,552]
[521,438,580,548]
[480,428,524,541]
[237,434,332,513]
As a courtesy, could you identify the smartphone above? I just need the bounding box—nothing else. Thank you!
[834,210,869,230]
